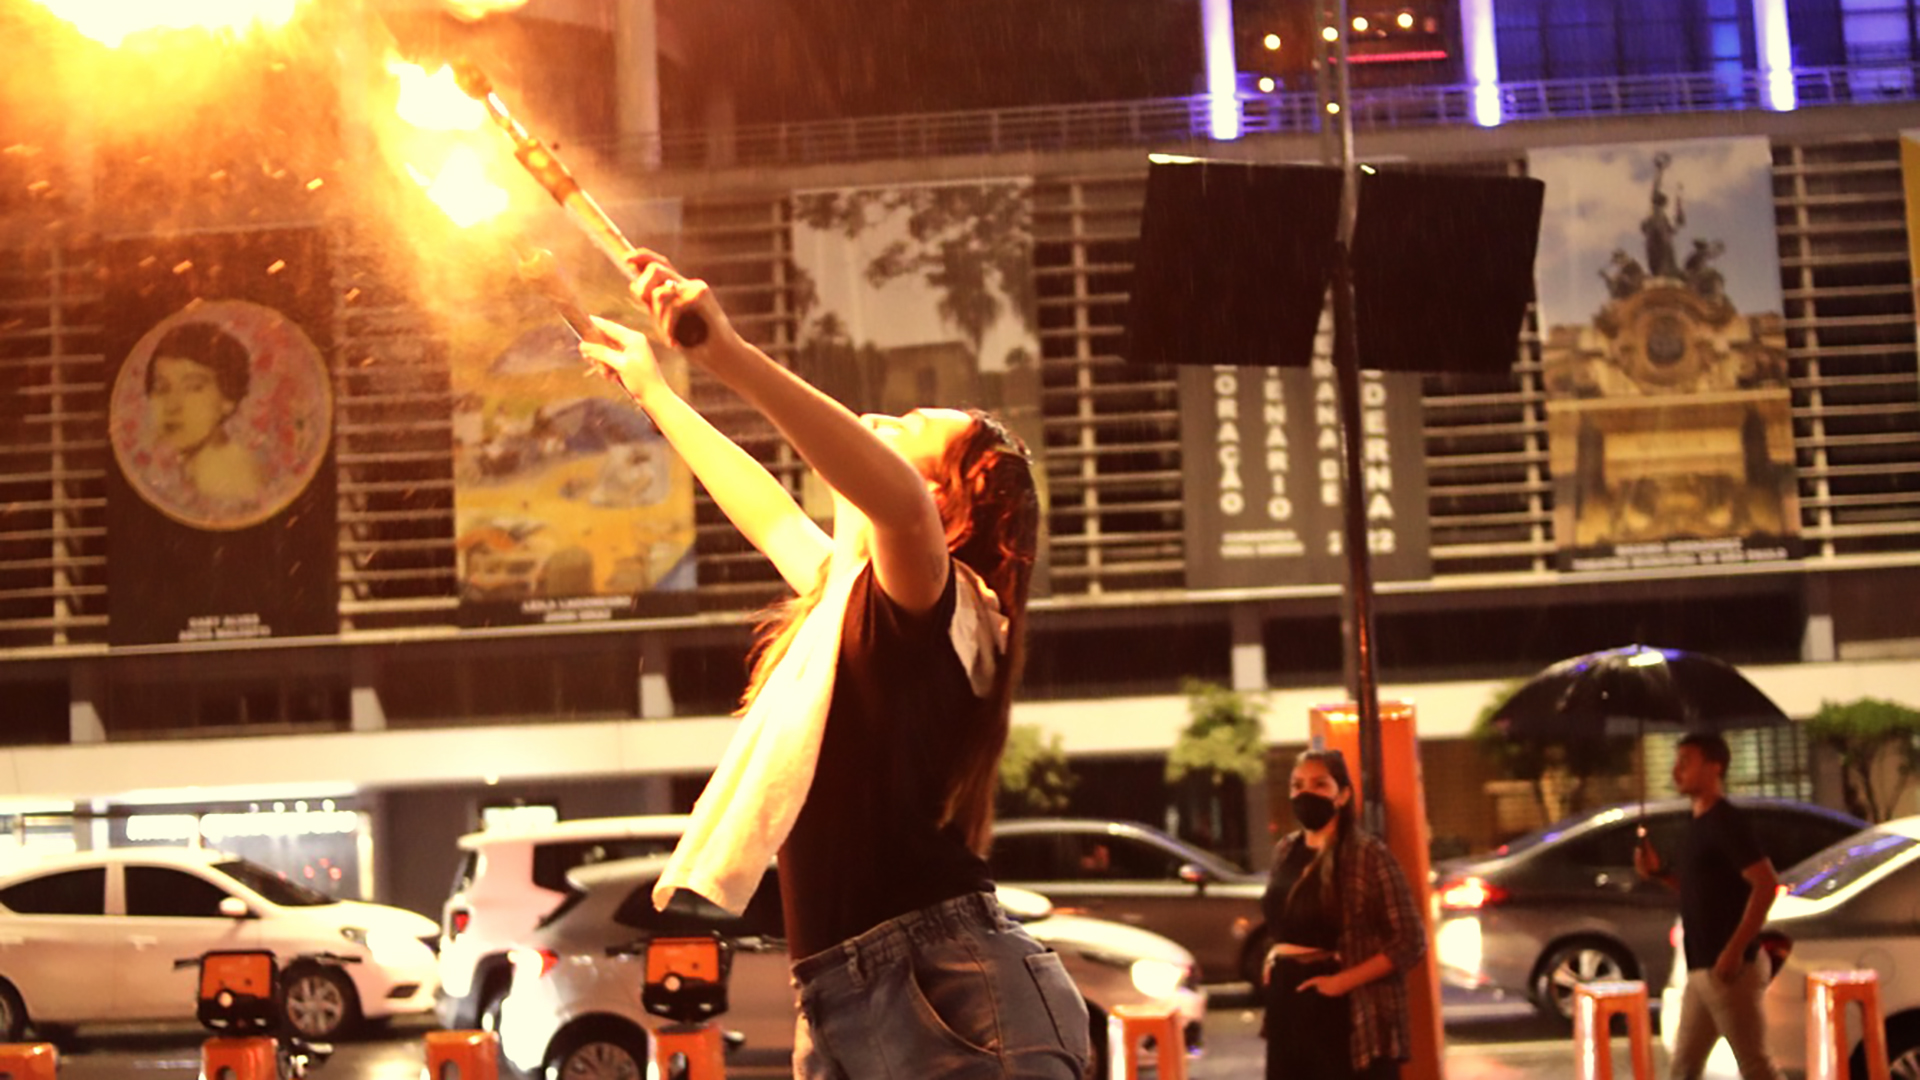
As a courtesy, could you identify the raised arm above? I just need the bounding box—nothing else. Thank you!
[581,317,829,594]
[623,253,951,614]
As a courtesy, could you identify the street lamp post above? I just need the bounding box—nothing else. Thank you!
[1320,0,1387,836]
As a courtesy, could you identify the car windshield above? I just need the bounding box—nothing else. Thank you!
[213,859,338,907]
[1491,806,1635,857]
[1782,829,1919,900]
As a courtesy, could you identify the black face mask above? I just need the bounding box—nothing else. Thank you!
[1292,791,1339,832]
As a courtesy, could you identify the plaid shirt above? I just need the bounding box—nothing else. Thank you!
[1265,828,1427,1070]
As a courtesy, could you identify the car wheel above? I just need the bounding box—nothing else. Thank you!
[281,965,359,1041]
[0,980,26,1042]
[548,1024,650,1080]
[1532,940,1634,1023]
[1858,1017,1920,1080]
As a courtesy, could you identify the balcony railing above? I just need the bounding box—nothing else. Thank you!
[577,63,1920,172]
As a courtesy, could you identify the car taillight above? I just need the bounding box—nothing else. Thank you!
[1670,922,1684,950]
[449,909,471,939]
[1438,876,1508,910]
[510,947,559,979]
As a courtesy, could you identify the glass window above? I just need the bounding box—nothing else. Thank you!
[1783,829,1918,899]
[213,860,335,907]
[532,838,677,895]
[1103,836,1186,880]
[0,867,105,915]
[987,835,1063,881]
[126,866,235,918]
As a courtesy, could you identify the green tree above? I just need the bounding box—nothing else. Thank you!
[998,724,1076,816]
[1806,697,1920,822]
[791,185,1038,365]
[1167,680,1267,786]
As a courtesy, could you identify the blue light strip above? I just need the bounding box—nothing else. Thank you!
[1201,0,1242,140]
[1755,0,1797,110]
[1461,0,1502,126]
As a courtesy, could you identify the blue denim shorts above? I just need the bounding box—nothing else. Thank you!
[790,891,1091,1079]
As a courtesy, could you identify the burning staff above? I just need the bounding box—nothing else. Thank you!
[449,60,709,346]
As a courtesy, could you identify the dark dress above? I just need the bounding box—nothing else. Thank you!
[1262,840,1352,1080]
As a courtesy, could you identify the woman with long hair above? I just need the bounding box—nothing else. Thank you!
[1260,748,1426,1080]
[581,251,1087,1079]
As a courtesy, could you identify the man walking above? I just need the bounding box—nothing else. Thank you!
[1635,732,1780,1080]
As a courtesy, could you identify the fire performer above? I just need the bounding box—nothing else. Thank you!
[580,252,1086,1079]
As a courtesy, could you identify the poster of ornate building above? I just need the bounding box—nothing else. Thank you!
[788,180,1049,590]
[1531,138,1800,572]
[451,199,697,627]
[1176,337,1431,590]
[103,228,338,646]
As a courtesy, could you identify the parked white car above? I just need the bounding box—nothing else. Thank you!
[0,847,439,1041]
[436,815,690,1030]
[495,857,1206,1080]
[1659,815,1920,1079]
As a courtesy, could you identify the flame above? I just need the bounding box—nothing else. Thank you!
[444,0,530,20]
[389,61,488,132]
[406,147,510,229]
[27,0,302,47]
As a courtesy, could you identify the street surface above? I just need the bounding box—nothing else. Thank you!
[44,989,1672,1079]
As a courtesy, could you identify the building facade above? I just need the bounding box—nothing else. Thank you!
[1,0,1918,917]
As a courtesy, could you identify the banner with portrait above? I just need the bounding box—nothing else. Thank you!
[789,180,1049,591]
[451,198,697,628]
[1176,350,1431,591]
[104,228,338,646]
[1531,138,1800,572]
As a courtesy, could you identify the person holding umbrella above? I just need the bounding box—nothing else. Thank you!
[1634,733,1780,1080]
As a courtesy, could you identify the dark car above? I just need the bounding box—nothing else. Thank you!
[990,818,1268,986]
[1432,797,1865,1021]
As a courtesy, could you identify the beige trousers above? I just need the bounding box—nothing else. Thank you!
[1667,953,1778,1080]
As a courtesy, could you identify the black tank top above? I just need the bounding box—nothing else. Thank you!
[1264,838,1341,950]
[778,564,995,960]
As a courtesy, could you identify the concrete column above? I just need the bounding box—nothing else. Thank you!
[1199,0,1242,140]
[1229,606,1267,693]
[614,0,663,168]
[639,636,674,719]
[1754,0,1797,111]
[1803,576,1837,662]
[350,651,387,733]
[69,663,105,744]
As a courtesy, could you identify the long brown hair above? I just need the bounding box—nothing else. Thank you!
[1286,748,1358,912]
[740,410,1038,855]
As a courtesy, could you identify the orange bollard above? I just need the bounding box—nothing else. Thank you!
[424,1029,500,1080]
[202,1035,279,1080]
[0,1042,57,1080]
[1571,980,1654,1080]
[653,1023,726,1080]
[1106,1003,1186,1080]
[1808,970,1890,1080]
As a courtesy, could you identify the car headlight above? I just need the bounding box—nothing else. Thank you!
[1129,959,1189,999]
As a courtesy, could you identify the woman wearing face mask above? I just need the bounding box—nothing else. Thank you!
[1260,748,1426,1080]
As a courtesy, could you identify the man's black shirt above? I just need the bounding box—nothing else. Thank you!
[1678,798,1768,970]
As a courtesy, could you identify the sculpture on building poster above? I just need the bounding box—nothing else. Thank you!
[1532,139,1800,572]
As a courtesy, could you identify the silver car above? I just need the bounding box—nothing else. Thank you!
[990,818,1269,985]
[1433,798,1863,1021]
[495,857,1206,1079]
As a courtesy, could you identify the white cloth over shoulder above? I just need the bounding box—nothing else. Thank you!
[652,557,1008,916]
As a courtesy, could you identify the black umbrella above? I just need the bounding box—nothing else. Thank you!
[1490,644,1790,813]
